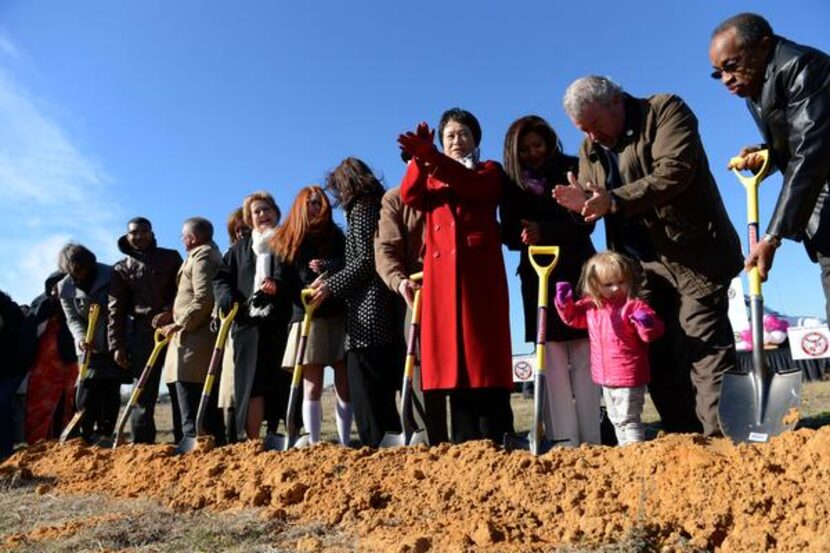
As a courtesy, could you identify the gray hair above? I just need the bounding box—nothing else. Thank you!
[183,217,214,241]
[563,76,624,120]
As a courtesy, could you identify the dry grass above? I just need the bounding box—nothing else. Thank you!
[143,378,830,445]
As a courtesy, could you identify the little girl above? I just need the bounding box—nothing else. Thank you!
[554,251,664,446]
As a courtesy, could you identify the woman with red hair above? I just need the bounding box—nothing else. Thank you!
[273,186,350,445]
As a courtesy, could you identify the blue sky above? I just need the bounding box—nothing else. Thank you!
[1,1,828,354]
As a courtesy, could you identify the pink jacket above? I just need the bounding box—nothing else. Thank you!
[555,296,664,387]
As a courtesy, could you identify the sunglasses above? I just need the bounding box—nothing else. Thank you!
[710,57,744,80]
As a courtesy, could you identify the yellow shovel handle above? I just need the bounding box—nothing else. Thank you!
[528,246,560,308]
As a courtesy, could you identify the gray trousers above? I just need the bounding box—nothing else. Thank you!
[603,385,647,446]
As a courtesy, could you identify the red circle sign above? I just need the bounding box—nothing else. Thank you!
[514,361,533,381]
[801,332,829,357]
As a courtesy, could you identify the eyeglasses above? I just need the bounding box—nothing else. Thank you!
[710,57,744,80]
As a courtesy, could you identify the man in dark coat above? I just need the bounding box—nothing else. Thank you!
[108,217,182,443]
[0,290,26,459]
[554,76,744,437]
[709,12,830,321]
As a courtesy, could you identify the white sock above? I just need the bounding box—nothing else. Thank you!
[302,400,322,444]
[335,395,353,446]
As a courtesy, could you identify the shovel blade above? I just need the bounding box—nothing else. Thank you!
[263,432,310,451]
[407,429,428,447]
[719,370,802,443]
[379,432,406,448]
[263,433,287,451]
[175,436,198,454]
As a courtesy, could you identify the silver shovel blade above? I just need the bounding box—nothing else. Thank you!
[263,432,310,451]
[175,436,197,454]
[408,429,428,447]
[719,370,802,443]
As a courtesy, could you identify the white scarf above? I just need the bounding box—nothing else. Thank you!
[249,227,276,317]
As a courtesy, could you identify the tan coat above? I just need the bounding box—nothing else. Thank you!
[163,242,223,384]
[374,186,425,293]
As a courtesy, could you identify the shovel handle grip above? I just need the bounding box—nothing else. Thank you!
[730,149,771,191]
[528,246,559,311]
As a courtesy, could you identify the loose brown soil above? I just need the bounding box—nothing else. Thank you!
[4,426,830,552]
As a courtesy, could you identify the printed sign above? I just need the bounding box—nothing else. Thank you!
[512,354,535,382]
[788,325,830,360]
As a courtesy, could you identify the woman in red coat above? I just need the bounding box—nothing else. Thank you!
[398,108,514,443]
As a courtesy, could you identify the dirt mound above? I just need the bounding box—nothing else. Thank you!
[4,429,830,551]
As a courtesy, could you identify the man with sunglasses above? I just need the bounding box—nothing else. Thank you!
[710,13,830,321]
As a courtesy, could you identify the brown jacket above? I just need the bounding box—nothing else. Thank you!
[374,186,425,293]
[163,241,222,384]
[578,94,742,298]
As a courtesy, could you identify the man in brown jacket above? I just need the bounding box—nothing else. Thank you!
[554,76,743,437]
[374,186,448,444]
[108,217,182,443]
[162,217,224,441]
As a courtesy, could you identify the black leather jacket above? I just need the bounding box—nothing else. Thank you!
[748,36,830,258]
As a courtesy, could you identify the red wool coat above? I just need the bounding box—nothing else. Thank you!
[400,155,513,391]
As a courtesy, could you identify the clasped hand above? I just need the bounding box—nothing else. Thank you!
[552,171,612,223]
[397,122,437,163]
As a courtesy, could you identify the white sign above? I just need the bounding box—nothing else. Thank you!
[727,277,750,350]
[788,325,830,360]
[512,354,536,382]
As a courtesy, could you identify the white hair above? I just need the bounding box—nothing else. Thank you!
[563,76,624,120]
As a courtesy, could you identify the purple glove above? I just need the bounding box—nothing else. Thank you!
[555,282,573,306]
[630,309,654,329]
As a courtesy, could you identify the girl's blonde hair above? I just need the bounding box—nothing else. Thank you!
[578,251,641,305]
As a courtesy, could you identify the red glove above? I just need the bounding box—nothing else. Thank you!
[415,121,435,143]
[398,132,439,164]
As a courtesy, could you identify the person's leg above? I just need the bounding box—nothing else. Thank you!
[619,386,647,445]
[302,364,324,443]
[567,338,602,445]
[332,360,352,446]
[347,346,402,448]
[129,333,162,444]
[225,407,238,444]
[80,380,99,441]
[175,381,200,438]
[97,380,121,437]
[0,374,23,459]
[246,396,264,440]
[477,388,514,443]
[679,285,735,437]
[602,386,627,446]
[167,383,183,444]
[449,389,479,444]
[422,390,449,445]
[640,262,702,434]
[543,341,580,447]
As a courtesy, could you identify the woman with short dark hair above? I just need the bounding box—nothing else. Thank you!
[397,108,514,443]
